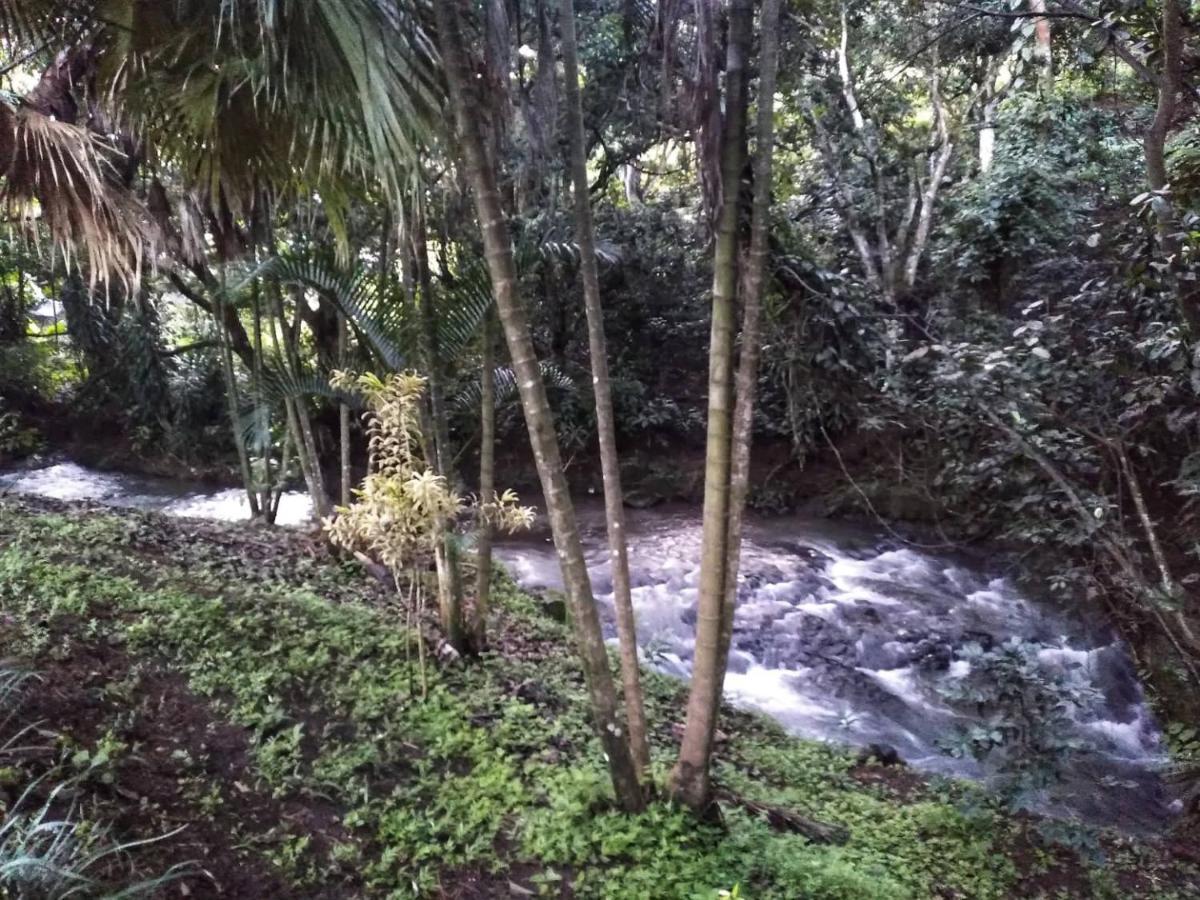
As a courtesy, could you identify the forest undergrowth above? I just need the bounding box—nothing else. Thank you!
[0,497,1196,899]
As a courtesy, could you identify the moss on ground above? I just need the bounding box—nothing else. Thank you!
[0,496,1196,898]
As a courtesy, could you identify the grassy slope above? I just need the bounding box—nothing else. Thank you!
[0,497,1196,899]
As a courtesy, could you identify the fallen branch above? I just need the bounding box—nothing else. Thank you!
[715,790,849,844]
[353,550,391,585]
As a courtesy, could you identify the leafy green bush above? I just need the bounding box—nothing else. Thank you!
[938,638,1097,803]
[937,93,1139,306]
[0,399,40,460]
[1165,721,1200,816]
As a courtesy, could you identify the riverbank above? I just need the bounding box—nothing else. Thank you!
[2,458,1178,826]
[0,496,1197,898]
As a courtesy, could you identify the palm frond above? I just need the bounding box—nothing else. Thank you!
[434,237,623,360]
[0,0,78,51]
[453,362,576,412]
[249,255,409,369]
[1,0,443,270]
[0,100,151,286]
[535,239,624,268]
[117,0,441,212]
[436,258,495,359]
[250,367,363,409]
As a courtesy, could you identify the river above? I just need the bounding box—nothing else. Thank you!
[0,460,1181,831]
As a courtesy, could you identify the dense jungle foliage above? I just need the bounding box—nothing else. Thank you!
[2,0,1200,896]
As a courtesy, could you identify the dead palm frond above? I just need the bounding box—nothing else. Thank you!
[0,99,151,286]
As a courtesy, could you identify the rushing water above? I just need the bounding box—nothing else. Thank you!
[0,460,1181,830]
[493,505,1178,832]
[0,461,313,526]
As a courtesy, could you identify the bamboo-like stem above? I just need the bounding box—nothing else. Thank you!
[250,274,274,521]
[434,0,643,811]
[266,279,329,520]
[338,311,351,506]
[558,0,650,777]
[286,290,332,518]
[718,0,782,741]
[413,191,466,651]
[416,579,428,699]
[215,264,260,518]
[271,427,294,521]
[671,0,754,812]
[473,311,497,650]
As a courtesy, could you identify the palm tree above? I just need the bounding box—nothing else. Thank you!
[0,0,440,281]
[1,0,442,519]
[432,0,645,812]
[671,0,781,812]
[557,0,651,778]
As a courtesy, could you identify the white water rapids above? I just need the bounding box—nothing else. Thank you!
[494,503,1179,832]
[0,461,1182,831]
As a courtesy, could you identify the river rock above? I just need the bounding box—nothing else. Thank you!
[855,743,906,767]
[726,650,754,674]
[539,597,568,623]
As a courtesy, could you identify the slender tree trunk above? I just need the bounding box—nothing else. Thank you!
[837,3,892,299]
[1030,0,1053,91]
[435,0,644,811]
[903,52,953,292]
[473,311,497,650]
[272,427,294,520]
[670,0,754,813]
[250,275,274,521]
[267,279,328,520]
[337,311,351,506]
[413,191,467,651]
[1145,0,1200,336]
[558,0,652,779]
[215,268,260,519]
[979,88,999,174]
[718,0,781,705]
[287,290,332,519]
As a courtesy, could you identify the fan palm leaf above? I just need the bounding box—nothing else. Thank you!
[0,0,443,277]
[453,362,576,412]
[237,366,362,456]
[253,230,626,374]
[435,257,498,359]
[0,99,151,286]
